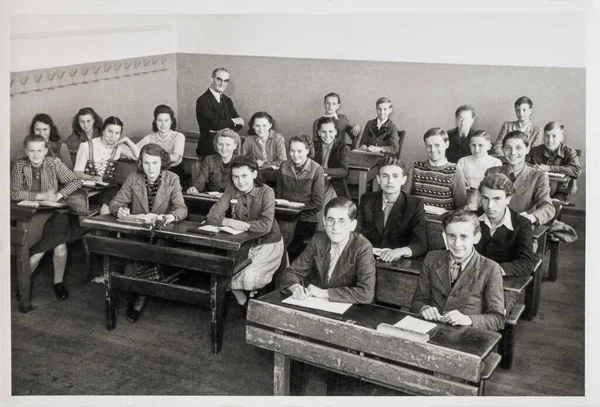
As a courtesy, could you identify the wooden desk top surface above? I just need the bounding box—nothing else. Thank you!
[183,193,304,222]
[251,291,500,359]
[348,151,383,171]
[83,214,266,251]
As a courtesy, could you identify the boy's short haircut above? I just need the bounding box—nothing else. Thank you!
[502,130,529,148]
[514,96,533,108]
[376,97,392,107]
[423,127,449,143]
[543,121,564,133]
[324,92,341,104]
[324,196,358,221]
[479,174,515,197]
[470,129,491,142]
[441,209,481,235]
[23,133,47,149]
[455,105,476,118]
[317,116,338,131]
[288,134,312,151]
[376,156,407,176]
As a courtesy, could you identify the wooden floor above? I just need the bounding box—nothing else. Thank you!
[10,213,585,397]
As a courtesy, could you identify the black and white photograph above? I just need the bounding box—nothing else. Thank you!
[1,1,597,406]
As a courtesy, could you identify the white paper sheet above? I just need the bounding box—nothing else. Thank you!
[282,296,352,314]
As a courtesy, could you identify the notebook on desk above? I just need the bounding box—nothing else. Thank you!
[423,205,448,215]
[282,296,352,314]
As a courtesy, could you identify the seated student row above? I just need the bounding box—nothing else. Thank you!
[13,128,535,331]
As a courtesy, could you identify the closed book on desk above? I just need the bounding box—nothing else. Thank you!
[377,316,437,343]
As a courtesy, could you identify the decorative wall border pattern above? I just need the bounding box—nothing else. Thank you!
[10,54,173,96]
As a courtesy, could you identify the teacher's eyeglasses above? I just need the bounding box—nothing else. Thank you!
[215,77,230,84]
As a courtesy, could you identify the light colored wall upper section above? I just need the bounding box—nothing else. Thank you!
[10,15,176,72]
[176,13,586,68]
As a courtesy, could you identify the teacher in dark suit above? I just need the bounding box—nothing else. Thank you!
[195,68,244,157]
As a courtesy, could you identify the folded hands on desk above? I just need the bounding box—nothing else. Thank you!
[421,306,472,326]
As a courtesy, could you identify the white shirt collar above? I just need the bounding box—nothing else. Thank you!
[324,113,339,120]
[208,87,221,103]
[376,118,388,129]
[449,247,476,268]
[479,207,514,233]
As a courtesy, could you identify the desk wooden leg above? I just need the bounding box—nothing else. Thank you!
[524,280,534,321]
[210,274,228,354]
[16,239,32,313]
[532,260,543,317]
[274,352,291,396]
[358,172,367,204]
[548,238,560,282]
[104,255,118,330]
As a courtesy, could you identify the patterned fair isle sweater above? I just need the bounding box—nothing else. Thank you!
[410,161,467,209]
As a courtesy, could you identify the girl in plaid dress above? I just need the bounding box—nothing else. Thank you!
[108,144,188,322]
[207,156,284,312]
[11,134,83,300]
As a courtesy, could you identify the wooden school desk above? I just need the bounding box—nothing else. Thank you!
[375,257,533,310]
[10,203,66,313]
[82,214,266,354]
[347,150,383,203]
[246,291,502,396]
[183,193,304,248]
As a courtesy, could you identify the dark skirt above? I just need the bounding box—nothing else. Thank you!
[29,212,86,255]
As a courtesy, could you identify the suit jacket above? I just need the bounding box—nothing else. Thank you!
[357,191,427,257]
[109,170,188,221]
[195,89,243,157]
[446,127,476,163]
[485,164,555,225]
[411,250,505,331]
[475,208,534,277]
[355,118,399,156]
[313,140,351,199]
[280,232,376,304]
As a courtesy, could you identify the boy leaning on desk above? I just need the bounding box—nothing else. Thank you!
[280,197,376,304]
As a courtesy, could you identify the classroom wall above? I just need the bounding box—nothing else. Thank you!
[176,53,586,209]
[10,54,178,161]
[9,15,178,161]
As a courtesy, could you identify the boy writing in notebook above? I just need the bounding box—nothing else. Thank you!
[357,156,427,262]
[281,197,376,304]
[411,210,505,331]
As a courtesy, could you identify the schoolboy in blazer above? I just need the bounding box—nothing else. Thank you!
[475,174,535,277]
[281,197,375,304]
[411,210,505,332]
[357,157,427,260]
[485,130,555,226]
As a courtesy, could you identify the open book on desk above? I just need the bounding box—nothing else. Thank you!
[82,180,110,187]
[188,224,243,236]
[17,200,67,209]
[274,199,305,208]
[282,296,352,314]
[377,315,437,343]
[351,149,384,156]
